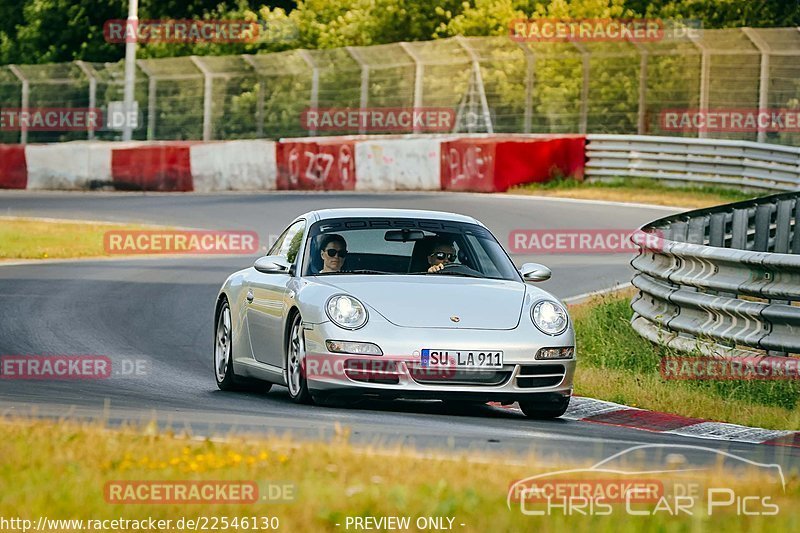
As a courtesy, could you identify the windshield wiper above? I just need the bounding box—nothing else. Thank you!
[407,271,485,278]
[319,269,392,275]
[434,271,485,278]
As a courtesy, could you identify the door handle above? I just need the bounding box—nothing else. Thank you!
[246,289,254,303]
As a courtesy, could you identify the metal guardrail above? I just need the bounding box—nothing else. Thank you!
[631,191,800,357]
[586,134,800,191]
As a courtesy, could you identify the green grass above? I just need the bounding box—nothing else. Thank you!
[571,291,800,429]
[0,217,157,259]
[2,418,798,532]
[510,177,760,208]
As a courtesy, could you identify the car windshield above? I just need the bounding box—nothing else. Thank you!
[302,217,520,281]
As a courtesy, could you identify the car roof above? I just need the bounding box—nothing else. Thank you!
[307,208,481,224]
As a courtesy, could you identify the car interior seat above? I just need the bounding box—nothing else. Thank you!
[409,236,441,273]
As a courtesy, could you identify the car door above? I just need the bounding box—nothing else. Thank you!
[246,219,306,368]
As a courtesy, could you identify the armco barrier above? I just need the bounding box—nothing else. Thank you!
[631,191,800,358]
[587,134,800,191]
[0,145,27,189]
[441,136,586,192]
[111,143,195,192]
[276,140,355,190]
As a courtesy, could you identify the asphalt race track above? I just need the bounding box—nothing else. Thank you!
[1,191,798,471]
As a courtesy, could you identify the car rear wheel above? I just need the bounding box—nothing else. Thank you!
[285,313,313,404]
[518,396,570,419]
[215,298,271,392]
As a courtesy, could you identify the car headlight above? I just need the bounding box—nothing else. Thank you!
[326,295,368,330]
[326,340,382,355]
[531,300,568,335]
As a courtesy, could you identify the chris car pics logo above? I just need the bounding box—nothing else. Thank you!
[507,444,784,516]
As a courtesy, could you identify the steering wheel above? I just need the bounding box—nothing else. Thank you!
[430,262,482,276]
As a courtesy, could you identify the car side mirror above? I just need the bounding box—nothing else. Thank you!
[254,255,291,274]
[519,262,551,282]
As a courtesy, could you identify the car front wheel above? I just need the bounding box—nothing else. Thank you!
[285,312,313,404]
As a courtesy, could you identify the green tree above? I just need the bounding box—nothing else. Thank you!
[0,0,292,64]
[631,0,800,28]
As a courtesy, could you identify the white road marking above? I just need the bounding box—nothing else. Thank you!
[562,283,633,305]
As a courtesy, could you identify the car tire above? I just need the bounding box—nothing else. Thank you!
[518,396,570,419]
[285,312,313,404]
[215,297,271,393]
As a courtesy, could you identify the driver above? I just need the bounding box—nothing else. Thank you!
[426,239,457,273]
[319,234,347,273]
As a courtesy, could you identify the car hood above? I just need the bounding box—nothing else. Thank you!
[317,275,525,330]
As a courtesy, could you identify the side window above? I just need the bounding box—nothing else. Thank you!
[267,228,289,256]
[277,220,306,263]
[465,234,501,277]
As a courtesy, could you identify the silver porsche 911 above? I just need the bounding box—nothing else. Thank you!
[214,208,575,418]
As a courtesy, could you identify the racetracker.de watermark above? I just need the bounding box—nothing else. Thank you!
[300,107,456,133]
[104,481,294,504]
[510,18,664,42]
[0,355,148,380]
[104,230,259,255]
[508,479,664,504]
[508,229,663,254]
[661,357,800,381]
[0,108,102,131]
[661,108,800,132]
[303,353,456,381]
[104,19,260,43]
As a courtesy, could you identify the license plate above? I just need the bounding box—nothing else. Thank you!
[420,349,503,369]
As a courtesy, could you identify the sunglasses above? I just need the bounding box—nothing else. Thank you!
[324,248,348,258]
[429,252,457,261]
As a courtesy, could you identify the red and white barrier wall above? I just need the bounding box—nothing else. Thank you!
[0,135,585,192]
[440,136,586,192]
[356,138,442,191]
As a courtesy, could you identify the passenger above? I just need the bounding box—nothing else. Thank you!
[319,234,347,273]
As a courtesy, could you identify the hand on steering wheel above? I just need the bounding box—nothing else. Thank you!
[427,262,457,273]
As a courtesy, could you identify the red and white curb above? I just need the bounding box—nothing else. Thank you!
[489,397,799,448]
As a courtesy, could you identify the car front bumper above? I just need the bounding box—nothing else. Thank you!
[301,319,576,401]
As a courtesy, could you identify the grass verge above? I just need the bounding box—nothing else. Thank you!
[570,290,800,430]
[0,217,161,260]
[510,177,759,208]
[2,418,797,531]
